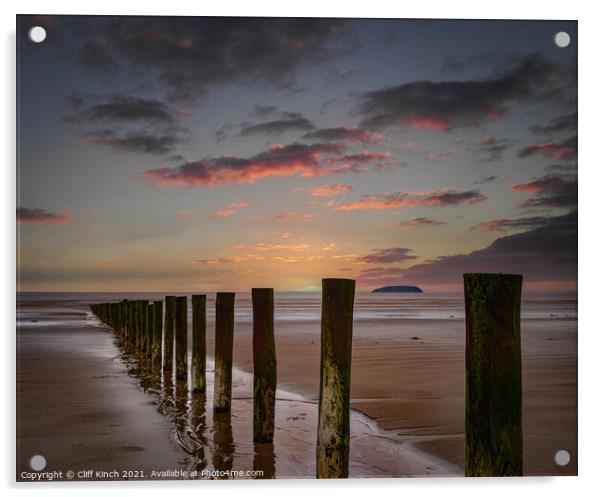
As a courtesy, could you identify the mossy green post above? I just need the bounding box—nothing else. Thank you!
[163,296,176,372]
[152,301,163,368]
[192,295,207,393]
[252,288,276,443]
[464,273,523,477]
[174,296,188,380]
[214,292,235,413]
[316,278,355,479]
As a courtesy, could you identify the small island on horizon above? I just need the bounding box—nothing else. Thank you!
[371,285,423,294]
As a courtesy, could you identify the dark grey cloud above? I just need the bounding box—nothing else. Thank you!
[358,53,574,131]
[17,207,72,224]
[302,127,385,144]
[356,247,417,264]
[473,175,499,185]
[237,112,315,137]
[84,127,185,155]
[530,112,577,134]
[249,104,279,119]
[511,173,577,209]
[518,135,577,161]
[64,95,174,124]
[476,136,512,162]
[327,64,361,81]
[95,17,357,102]
[79,39,119,70]
[395,210,577,286]
[470,215,551,232]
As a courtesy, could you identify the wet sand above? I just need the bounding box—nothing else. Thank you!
[16,295,577,479]
[226,317,577,476]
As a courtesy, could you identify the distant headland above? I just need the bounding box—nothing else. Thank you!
[371,285,423,293]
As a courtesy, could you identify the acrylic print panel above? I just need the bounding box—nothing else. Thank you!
[16,15,577,481]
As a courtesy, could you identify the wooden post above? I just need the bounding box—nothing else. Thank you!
[191,295,207,393]
[163,296,176,372]
[174,296,188,380]
[141,300,150,353]
[252,288,276,443]
[145,302,153,357]
[464,273,523,477]
[152,301,163,368]
[214,292,235,412]
[316,278,355,479]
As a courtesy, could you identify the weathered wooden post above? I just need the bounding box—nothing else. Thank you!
[145,302,153,357]
[152,301,163,368]
[141,300,150,353]
[174,296,188,380]
[163,296,176,372]
[192,295,207,393]
[464,273,523,477]
[133,301,141,350]
[316,278,355,479]
[252,288,276,443]
[214,292,235,412]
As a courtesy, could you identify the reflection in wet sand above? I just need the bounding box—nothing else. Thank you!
[212,411,234,476]
[113,330,458,479]
[253,442,275,479]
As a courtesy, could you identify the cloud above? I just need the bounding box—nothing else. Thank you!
[327,64,361,81]
[322,151,406,171]
[250,104,280,118]
[518,135,577,161]
[473,175,499,185]
[64,95,175,124]
[511,174,577,209]
[227,201,252,209]
[308,183,353,197]
[210,201,252,218]
[355,266,407,286]
[142,142,403,187]
[142,142,344,186]
[332,188,486,211]
[17,207,72,224]
[358,54,572,131]
[96,18,356,102]
[356,247,417,264]
[232,242,311,252]
[177,210,193,218]
[392,217,447,230]
[78,39,119,70]
[475,136,511,162]
[211,209,235,218]
[471,215,550,232]
[530,112,577,134]
[272,212,315,223]
[82,128,185,155]
[389,210,577,287]
[237,112,315,137]
[426,149,459,162]
[302,127,386,144]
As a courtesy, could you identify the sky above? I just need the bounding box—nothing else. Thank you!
[16,16,577,292]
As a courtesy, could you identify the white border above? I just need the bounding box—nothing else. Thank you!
[2,1,600,496]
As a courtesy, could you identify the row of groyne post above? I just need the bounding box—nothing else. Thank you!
[90,273,524,478]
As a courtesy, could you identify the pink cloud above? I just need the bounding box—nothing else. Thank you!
[332,188,486,211]
[308,183,353,197]
[392,217,448,230]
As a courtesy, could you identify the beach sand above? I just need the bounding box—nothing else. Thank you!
[226,317,577,476]
[16,294,577,479]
